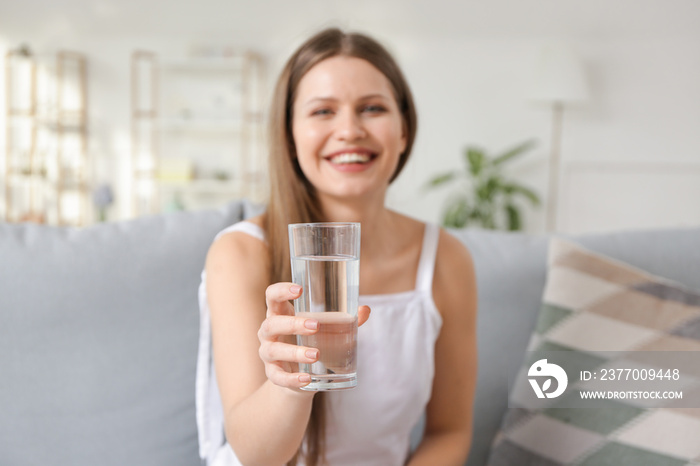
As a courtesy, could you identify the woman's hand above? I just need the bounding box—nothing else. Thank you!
[258,283,370,390]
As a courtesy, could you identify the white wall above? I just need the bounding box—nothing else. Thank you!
[390,33,700,234]
[1,0,699,233]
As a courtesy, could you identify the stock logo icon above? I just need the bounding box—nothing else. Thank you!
[528,359,568,399]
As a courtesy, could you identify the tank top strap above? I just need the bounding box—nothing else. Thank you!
[415,223,440,293]
[214,220,266,242]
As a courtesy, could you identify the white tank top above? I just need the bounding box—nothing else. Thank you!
[196,221,443,466]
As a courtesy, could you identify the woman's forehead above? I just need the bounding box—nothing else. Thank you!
[295,56,395,104]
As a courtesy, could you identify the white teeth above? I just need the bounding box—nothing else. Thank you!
[329,152,371,164]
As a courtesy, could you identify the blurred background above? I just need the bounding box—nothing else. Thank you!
[1,0,698,234]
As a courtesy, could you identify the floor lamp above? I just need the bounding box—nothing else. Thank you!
[530,43,589,232]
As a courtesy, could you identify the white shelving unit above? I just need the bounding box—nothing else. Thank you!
[3,48,90,225]
[130,50,266,216]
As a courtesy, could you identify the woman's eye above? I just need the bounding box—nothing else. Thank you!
[312,108,333,116]
[363,105,386,114]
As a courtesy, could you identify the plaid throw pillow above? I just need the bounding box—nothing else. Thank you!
[487,238,700,466]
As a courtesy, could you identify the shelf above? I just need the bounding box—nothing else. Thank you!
[157,179,240,193]
[38,121,86,132]
[155,118,244,132]
[7,171,45,178]
[133,169,157,177]
[7,110,35,117]
[5,174,46,186]
[7,118,86,132]
[3,49,90,226]
[131,49,266,216]
[157,57,246,72]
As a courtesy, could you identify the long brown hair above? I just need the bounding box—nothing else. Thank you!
[262,27,418,466]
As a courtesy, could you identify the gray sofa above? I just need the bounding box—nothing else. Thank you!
[1,199,699,466]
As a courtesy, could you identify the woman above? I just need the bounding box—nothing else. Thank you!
[197,28,477,466]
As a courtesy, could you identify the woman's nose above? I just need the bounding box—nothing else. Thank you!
[335,110,366,141]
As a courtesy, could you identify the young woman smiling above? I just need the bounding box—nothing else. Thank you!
[197,28,477,466]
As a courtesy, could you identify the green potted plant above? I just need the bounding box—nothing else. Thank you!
[426,139,541,231]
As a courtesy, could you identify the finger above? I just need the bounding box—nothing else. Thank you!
[258,315,319,341]
[358,305,371,327]
[259,341,319,365]
[265,363,314,389]
[265,283,302,317]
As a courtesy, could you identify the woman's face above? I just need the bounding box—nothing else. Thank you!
[291,56,407,203]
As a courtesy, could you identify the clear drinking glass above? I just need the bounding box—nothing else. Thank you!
[288,222,360,391]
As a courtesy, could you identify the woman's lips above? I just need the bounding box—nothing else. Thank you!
[328,152,372,164]
[323,151,377,172]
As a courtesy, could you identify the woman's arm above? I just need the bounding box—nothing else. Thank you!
[206,231,317,466]
[408,230,478,466]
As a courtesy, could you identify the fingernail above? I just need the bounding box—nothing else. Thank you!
[305,349,318,360]
[299,374,311,384]
[290,284,302,294]
[304,319,318,330]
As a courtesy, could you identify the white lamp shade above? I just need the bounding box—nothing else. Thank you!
[530,43,589,104]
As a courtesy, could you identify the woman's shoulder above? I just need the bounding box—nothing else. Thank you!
[213,214,267,243]
[206,214,269,275]
[434,227,476,306]
[437,227,472,259]
[436,226,474,272]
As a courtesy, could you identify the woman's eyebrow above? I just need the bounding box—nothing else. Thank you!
[357,93,392,102]
[302,93,391,107]
[302,97,336,107]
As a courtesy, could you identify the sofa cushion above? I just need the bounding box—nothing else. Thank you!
[487,238,700,465]
[0,202,250,466]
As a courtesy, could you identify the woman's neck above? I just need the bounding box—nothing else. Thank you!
[319,196,385,223]
[317,194,402,260]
